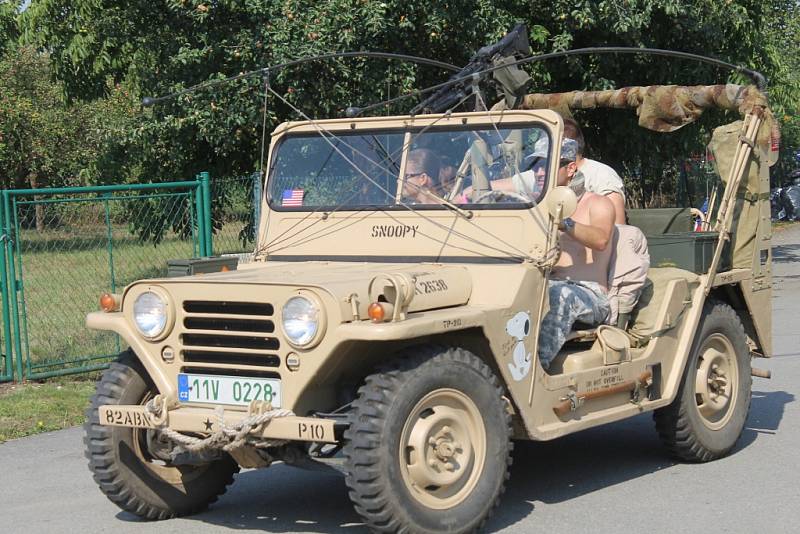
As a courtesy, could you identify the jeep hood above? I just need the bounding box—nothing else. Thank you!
[132,261,474,319]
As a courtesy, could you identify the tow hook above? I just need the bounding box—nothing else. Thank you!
[751,367,772,379]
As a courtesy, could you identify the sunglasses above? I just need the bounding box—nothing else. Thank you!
[529,159,572,171]
[404,171,428,180]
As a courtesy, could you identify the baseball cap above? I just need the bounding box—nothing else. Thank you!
[559,138,579,162]
[524,136,579,167]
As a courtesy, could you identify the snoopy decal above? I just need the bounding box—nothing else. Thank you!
[506,311,532,381]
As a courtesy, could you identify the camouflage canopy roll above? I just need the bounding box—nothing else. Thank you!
[497,84,779,160]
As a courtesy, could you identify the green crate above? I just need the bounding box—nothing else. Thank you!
[627,207,693,235]
[646,232,724,274]
[167,256,239,277]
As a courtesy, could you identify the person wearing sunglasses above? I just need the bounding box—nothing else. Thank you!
[464,136,580,201]
[401,148,442,204]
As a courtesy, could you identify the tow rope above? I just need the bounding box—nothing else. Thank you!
[144,395,295,452]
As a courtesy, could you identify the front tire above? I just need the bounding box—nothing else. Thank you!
[84,350,239,519]
[654,300,752,462]
[343,346,512,533]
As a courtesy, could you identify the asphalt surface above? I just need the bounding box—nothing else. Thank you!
[2,225,799,534]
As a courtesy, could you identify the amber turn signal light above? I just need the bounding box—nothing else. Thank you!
[99,293,118,312]
[367,302,385,323]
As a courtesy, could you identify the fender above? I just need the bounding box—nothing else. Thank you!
[335,307,486,340]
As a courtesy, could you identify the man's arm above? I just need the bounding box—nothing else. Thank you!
[606,192,626,224]
[562,194,615,251]
[460,177,516,201]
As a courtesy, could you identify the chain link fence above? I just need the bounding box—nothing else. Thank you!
[0,174,262,382]
[210,172,261,261]
[0,181,209,380]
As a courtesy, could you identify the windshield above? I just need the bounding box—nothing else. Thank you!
[267,124,551,210]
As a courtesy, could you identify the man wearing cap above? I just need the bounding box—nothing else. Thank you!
[563,118,626,224]
[461,135,552,201]
[537,136,616,371]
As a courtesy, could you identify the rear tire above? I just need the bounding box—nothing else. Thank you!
[654,300,752,462]
[343,345,512,533]
[84,350,239,519]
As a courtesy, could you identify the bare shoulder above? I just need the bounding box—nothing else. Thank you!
[584,191,614,210]
[584,192,615,227]
[584,191,614,212]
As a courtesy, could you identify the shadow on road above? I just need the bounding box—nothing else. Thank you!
[739,389,794,441]
[494,388,794,522]
[112,390,793,533]
[116,466,365,532]
[494,413,669,514]
[772,243,800,263]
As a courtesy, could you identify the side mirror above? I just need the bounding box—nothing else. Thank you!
[546,186,577,222]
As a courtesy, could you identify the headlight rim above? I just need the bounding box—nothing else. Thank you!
[130,286,175,342]
[281,291,326,349]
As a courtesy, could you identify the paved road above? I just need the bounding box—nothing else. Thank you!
[2,226,799,534]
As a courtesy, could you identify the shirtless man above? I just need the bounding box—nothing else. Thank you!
[538,137,616,370]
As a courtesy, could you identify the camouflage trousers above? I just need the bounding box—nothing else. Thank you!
[538,280,610,369]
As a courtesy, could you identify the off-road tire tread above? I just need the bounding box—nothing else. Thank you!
[653,300,752,462]
[343,345,513,533]
[83,350,238,520]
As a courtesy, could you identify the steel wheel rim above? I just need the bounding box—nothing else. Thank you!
[130,391,208,484]
[694,333,738,430]
[398,388,486,510]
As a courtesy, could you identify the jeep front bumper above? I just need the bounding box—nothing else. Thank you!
[99,404,338,444]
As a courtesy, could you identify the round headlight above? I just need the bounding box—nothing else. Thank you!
[133,291,168,339]
[282,296,320,347]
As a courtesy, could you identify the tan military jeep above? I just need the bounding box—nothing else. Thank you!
[84,83,776,533]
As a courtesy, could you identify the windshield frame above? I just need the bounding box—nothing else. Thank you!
[265,114,555,213]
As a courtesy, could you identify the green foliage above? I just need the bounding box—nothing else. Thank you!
[0,45,138,194]
[15,0,800,207]
[0,1,19,55]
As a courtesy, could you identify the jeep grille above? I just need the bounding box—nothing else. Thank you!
[180,300,281,369]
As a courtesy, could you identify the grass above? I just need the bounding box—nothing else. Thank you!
[0,379,97,442]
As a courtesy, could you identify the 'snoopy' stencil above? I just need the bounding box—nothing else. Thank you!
[506,311,532,381]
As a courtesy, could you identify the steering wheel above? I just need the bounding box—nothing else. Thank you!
[473,189,532,204]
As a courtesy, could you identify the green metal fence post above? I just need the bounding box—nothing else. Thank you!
[188,186,199,258]
[0,193,15,381]
[199,171,213,256]
[2,193,24,381]
[194,176,206,258]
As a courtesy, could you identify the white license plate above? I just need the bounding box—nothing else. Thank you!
[178,373,282,407]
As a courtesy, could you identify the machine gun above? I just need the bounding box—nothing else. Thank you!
[410,23,532,115]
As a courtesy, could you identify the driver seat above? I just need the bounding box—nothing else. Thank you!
[549,225,650,373]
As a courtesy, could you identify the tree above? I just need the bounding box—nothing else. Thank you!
[19,0,800,205]
[0,1,19,55]
[0,45,137,228]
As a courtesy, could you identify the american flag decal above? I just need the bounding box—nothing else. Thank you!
[281,189,304,207]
